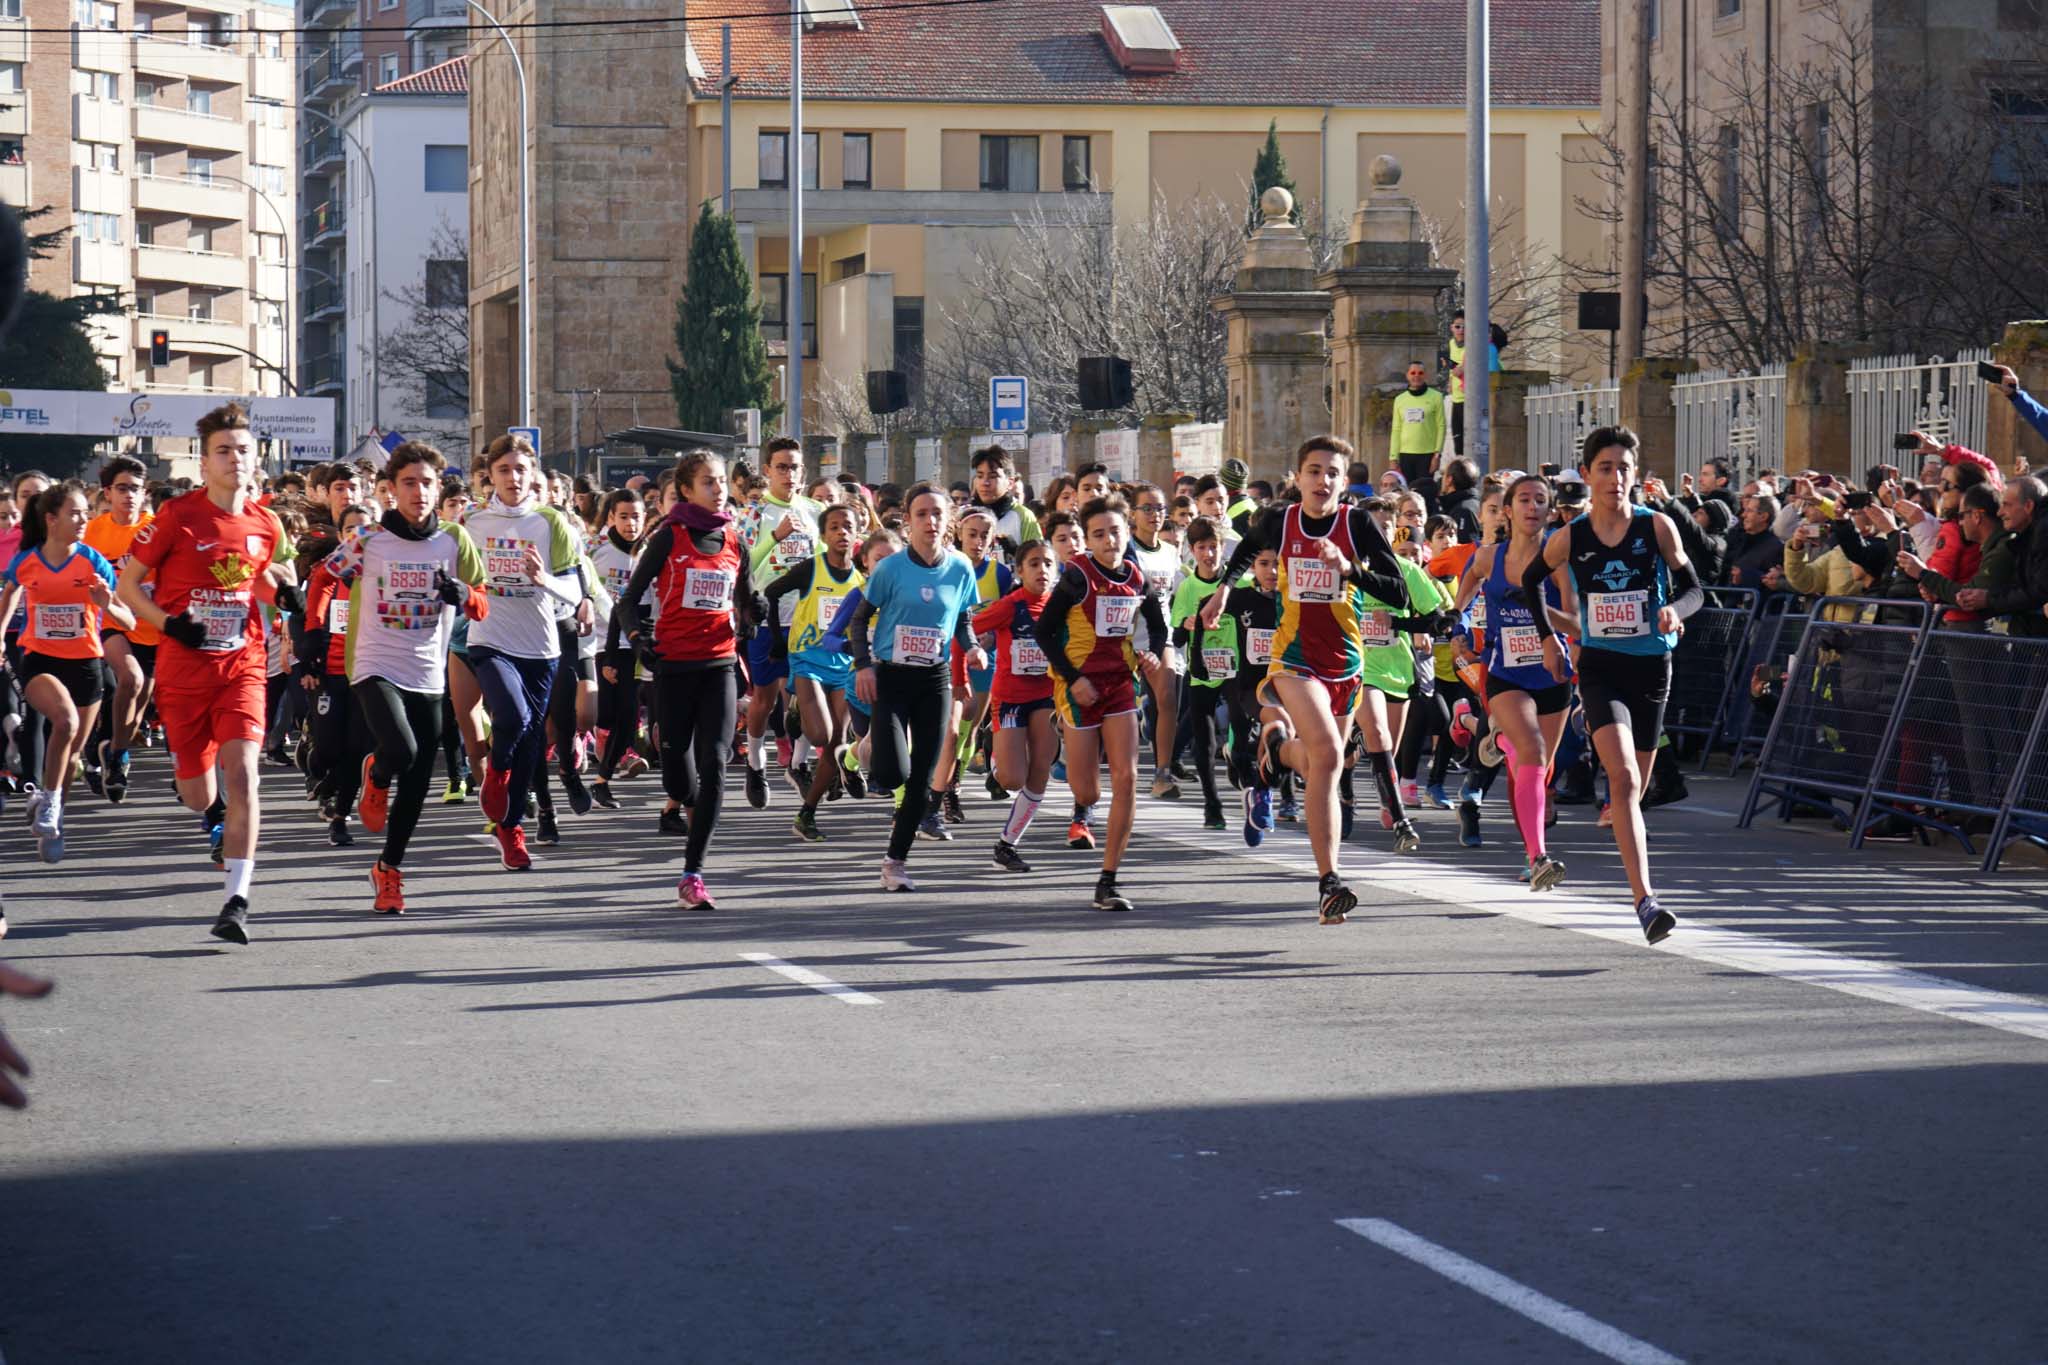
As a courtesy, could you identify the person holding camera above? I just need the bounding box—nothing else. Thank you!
[1780,495,1862,618]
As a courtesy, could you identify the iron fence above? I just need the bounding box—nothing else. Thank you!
[1673,363,1786,484]
[1847,350,1992,489]
[1523,379,1617,474]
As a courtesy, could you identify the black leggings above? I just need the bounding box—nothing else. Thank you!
[1226,680,1262,789]
[313,673,369,816]
[3,635,43,787]
[439,694,465,782]
[596,649,644,778]
[870,661,952,863]
[1185,683,1225,806]
[655,661,738,874]
[356,678,444,867]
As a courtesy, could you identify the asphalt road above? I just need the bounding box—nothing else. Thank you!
[2,753,2046,1364]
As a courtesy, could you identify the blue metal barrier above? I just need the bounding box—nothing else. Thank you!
[1727,595,1809,774]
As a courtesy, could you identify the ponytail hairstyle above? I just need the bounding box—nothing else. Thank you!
[19,479,89,557]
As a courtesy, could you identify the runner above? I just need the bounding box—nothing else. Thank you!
[1522,426,1704,941]
[1201,434,1410,925]
[1170,516,1233,829]
[0,481,135,862]
[1124,484,1184,801]
[848,483,985,893]
[591,487,650,808]
[313,442,487,912]
[1035,493,1171,912]
[969,443,1041,548]
[1350,522,1450,853]
[971,538,1057,871]
[119,402,295,944]
[464,434,592,871]
[616,448,765,908]
[738,437,825,809]
[1218,545,1282,845]
[80,456,158,805]
[946,506,1012,821]
[766,503,863,842]
[299,502,376,845]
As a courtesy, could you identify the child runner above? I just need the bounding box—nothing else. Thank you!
[590,487,649,809]
[1170,516,1232,829]
[767,503,864,842]
[300,502,375,846]
[972,538,1057,871]
[1221,546,1282,845]
[738,437,825,809]
[80,456,158,804]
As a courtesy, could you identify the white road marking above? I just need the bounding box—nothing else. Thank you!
[1337,1218,1685,1365]
[739,952,881,1005]
[1130,799,2048,1045]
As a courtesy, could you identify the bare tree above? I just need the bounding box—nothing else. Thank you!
[1417,201,1576,369]
[379,218,470,438]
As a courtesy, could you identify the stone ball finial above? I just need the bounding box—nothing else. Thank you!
[1370,154,1402,189]
[1260,186,1294,223]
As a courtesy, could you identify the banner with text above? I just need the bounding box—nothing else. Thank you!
[0,389,335,456]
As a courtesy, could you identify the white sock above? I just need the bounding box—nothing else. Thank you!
[1002,788,1043,846]
[747,740,765,771]
[792,736,815,766]
[224,857,254,901]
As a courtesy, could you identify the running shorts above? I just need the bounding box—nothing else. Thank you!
[747,629,789,687]
[790,654,851,694]
[20,651,104,708]
[1257,665,1362,718]
[1053,668,1138,731]
[1485,673,1572,716]
[101,630,158,678]
[1576,647,1671,752]
[159,677,267,779]
[998,696,1054,730]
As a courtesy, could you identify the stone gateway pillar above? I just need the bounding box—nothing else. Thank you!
[1318,156,1459,468]
[1212,188,1332,483]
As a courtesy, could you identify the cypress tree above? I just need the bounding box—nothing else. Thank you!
[1248,120,1299,231]
[668,202,780,432]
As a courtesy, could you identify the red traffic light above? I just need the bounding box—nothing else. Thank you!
[148,328,171,367]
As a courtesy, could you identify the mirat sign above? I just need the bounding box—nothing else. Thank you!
[0,389,337,456]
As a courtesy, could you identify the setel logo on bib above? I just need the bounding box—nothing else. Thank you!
[1287,556,1341,603]
[1093,594,1138,638]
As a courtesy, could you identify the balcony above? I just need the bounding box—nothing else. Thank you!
[132,101,248,153]
[135,243,247,290]
[71,92,124,143]
[135,312,250,355]
[307,0,356,25]
[301,44,359,98]
[0,22,26,64]
[728,187,1116,231]
[71,166,129,217]
[0,163,26,209]
[303,199,346,245]
[405,0,466,27]
[134,35,245,86]
[70,27,123,74]
[0,91,23,139]
[304,350,345,392]
[134,172,243,219]
[304,129,344,172]
[253,120,293,166]
[72,237,127,287]
[303,277,343,320]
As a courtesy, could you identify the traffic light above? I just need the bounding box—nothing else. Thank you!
[149,328,170,367]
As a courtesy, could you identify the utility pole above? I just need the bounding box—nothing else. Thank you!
[721,24,734,216]
[787,3,804,440]
[464,0,532,431]
[1618,0,1651,371]
[1465,0,1491,469]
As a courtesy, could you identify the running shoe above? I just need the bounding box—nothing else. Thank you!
[677,873,716,910]
[370,862,405,915]
[1424,782,1451,810]
[917,810,954,841]
[1092,871,1132,912]
[1051,759,1068,784]
[329,816,354,847]
[776,737,794,770]
[211,896,251,945]
[782,761,810,800]
[1457,798,1482,848]
[33,795,63,864]
[534,810,560,845]
[1258,723,1289,786]
[991,839,1031,873]
[359,755,390,835]
[1597,800,1614,829]
[1151,772,1181,800]
[843,763,867,802]
[562,767,593,816]
[28,789,56,839]
[941,786,967,824]
[1399,779,1420,807]
[745,764,769,809]
[617,752,649,780]
[83,758,103,797]
[479,764,511,825]
[1459,776,1485,807]
[1203,797,1226,831]
[1529,855,1567,893]
[1448,699,1476,748]
[494,823,533,870]
[1637,894,1677,944]
[589,778,622,810]
[1243,788,1272,847]
[658,804,690,837]
[208,822,226,869]
[985,771,1008,801]
[441,775,468,804]
[1477,731,1503,769]
[793,808,825,842]
[1391,819,1421,853]
[1275,793,1299,824]
[1317,872,1357,925]
[1067,818,1095,850]
[879,857,917,892]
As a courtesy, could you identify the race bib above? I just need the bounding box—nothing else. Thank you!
[1247,628,1275,665]
[385,561,439,602]
[1011,637,1049,676]
[1588,590,1650,639]
[327,598,350,635]
[1362,612,1395,648]
[605,567,633,600]
[1287,555,1341,603]
[894,624,944,664]
[772,530,814,573]
[1093,594,1138,638]
[483,538,531,589]
[815,595,846,634]
[1202,645,1237,677]
[188,588,251,652]
[33,603,85,641]
[1499,624,1546,668]
[681,568,734,613]
[1470,595,1488,630]
[1402,405,1426,424]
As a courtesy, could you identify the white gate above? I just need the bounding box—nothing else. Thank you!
[1522,380,1617,472]
[1672,363,1786,483]
[1847,349,1992,487]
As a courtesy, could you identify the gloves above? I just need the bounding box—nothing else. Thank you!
[631,632,661,675]
[161,612,208,649]
[433,569,466,606]
[272,582,304,616]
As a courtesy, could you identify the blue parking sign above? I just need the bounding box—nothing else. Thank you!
[989,376,1028,433]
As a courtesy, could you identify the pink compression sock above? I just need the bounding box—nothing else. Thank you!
[1510,761,1548,861]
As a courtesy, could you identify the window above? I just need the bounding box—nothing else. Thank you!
[758,131,818,189]
[134,289,154,315]
[1715,124,1740,233]
[758,271,817,357]
[135,148,155,175]
[252,99,285,128]
[187,86,213,116]
[189,222,213,252]
[92,142,118,171]
[86,71,118,100]
[1991,90,2048,192]
[893,297,924,402]
[831,253,866,281]
[425,373,466,418]
[380,53,399,84]
[423,144,465,192]
[0,0,20,18]
[93,1,116,29]
[1062,135,1092,191]
[76,211,121,243]
[1647,0,1659,41]
[1800,102,1830,230]
[259,300,284,328]
[133,9,151,30]
[188,291,213,320]
[1716,0,1739,16]
[425,258,465,307]
[256,162,287,194]
[0,62,19,94]
[979,134,1039,191]
[255,231,283,260]
[0,140,21,165]
[188,14,220,43]
[187,153,213,183]
[135,218,154,244]
[842,132,871,189]
[71,0,87,21]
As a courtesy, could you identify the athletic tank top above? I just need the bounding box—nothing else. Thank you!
[652,526,742,662]
[1059,554,1144,677]
[1484,538,1570,688]
[1568,506,1676,657]
[786,555,862,657]
[1272,503,1366,682]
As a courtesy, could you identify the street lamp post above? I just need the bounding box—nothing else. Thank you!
[462,0,532,434]
[1464,0,1491,469]
[193,169,292,398]
[787,1,804,440]
[297,100,378,430]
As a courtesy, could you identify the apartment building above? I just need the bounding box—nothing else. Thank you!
[297,0,463,450]
[2,0,296,412]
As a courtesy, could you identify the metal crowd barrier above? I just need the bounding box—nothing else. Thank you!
[1986,688,2048,871]
[1725,595,1810,773]
[1667,586,1761,769]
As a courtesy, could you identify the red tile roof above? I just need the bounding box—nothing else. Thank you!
[688,0,1596,108]
[374,54,469,96]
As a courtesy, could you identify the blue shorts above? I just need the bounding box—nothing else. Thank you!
[997,697,1054,729]
[790,652,851,694]
[747,631,789,687]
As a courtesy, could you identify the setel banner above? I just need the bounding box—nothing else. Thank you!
[0,389,336,455]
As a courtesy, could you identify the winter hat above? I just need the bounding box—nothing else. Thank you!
[1220,458,1250,492]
